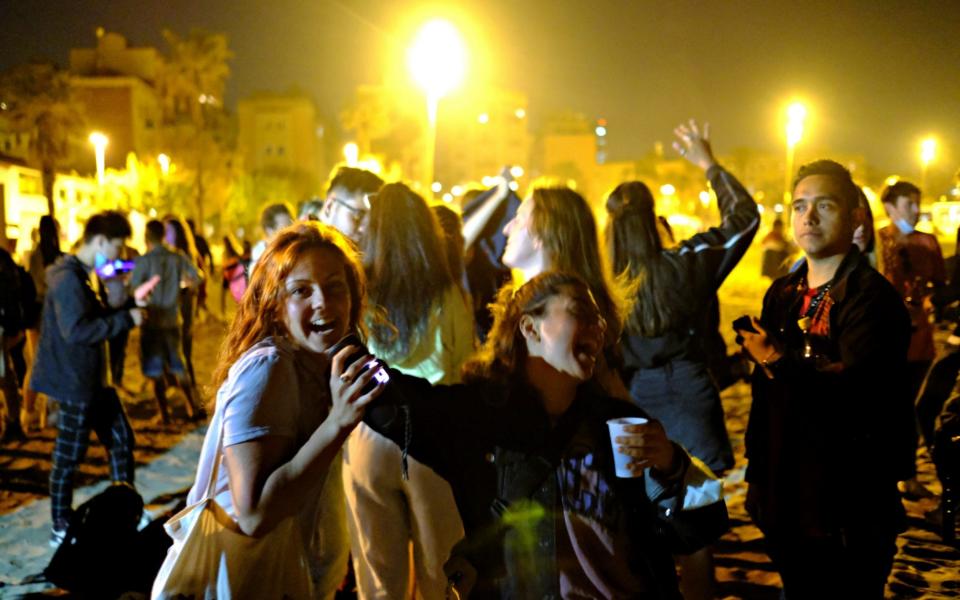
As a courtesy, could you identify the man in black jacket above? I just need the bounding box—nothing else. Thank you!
[30,211,146,547]
[737,160,913,598]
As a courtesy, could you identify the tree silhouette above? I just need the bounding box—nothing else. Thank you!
[0,61,85,215]
[156,29,234,226]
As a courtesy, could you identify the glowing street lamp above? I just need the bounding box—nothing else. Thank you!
[920,136,937,192]
[343,142,359,167]
[158,153,171,176]
[89,131,108,186]
[407,18,467,192]
[783,102,806,204]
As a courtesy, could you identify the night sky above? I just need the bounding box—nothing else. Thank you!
[3,0,959,181]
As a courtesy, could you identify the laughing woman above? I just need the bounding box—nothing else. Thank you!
[359,272,725,599]
[154,223,386,598]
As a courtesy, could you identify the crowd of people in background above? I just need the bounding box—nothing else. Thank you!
[0,117,958,599]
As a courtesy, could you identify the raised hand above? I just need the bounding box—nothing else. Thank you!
[673,119,718,171]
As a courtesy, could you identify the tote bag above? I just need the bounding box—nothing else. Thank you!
[151,418,313,599]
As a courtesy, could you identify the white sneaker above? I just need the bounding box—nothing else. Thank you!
[49,524,67,548]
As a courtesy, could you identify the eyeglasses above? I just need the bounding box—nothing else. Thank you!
[328,194,373,220]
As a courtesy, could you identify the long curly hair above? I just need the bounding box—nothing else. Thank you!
[363,182,454,357]
[527,185,630,348]
[211,222,368,392]
[463,271,593,384]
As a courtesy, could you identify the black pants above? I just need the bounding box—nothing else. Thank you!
[49,389,135,524]
[108,328,130,387]
[762,526,898,599]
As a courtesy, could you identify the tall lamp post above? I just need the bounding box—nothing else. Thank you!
[158,153,171,210]
[920,136,937,193]
[89,132,108,187]
[407,19,467,195]
[783,102,806,205]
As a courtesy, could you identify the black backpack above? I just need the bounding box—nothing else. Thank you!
[44,482,171,597]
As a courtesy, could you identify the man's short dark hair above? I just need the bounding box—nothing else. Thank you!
[82,210,132,243]
[881,180,921,206]
[792,160,860,211]
[145,219,166,245]
[326,166,384,197]
[259,203,293,232]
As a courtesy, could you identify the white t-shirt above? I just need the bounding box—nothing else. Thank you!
[187,337,338,578]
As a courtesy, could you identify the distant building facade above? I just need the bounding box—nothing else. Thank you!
[68,30,163,171]
[237,91,323,176]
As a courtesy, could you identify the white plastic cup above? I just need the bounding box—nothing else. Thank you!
[606,417,649,478]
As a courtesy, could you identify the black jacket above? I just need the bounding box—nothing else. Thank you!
[620,166,759,370]
[745,247,913,535]
[365,374,714,599]
[30,255,133,403]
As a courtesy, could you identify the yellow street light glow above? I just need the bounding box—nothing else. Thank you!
[431,181,443,193]
[89,132,108,185]
[885,175,901,187]
[442,193,453,203]
[920,137,937,166]
[158,153,170,176]
[660,183,676,196]
[343,142,359,166]
[774,203,784,214]
[699,191,711,207]
[515,108,526,119]
[785,102,806,147]
[509,181,519,191]
[481,175,494,186]
[407,19,467,105]
[451,185,464,197]
[510,166,524,178]
[477,113,489,124]
[358,157,383,174]
[787,102,807,123]
[595,126,607,137]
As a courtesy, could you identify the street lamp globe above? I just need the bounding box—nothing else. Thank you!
[785,102,806,147]
[407,18,467,123]
[88,132,108,185]
[158,153,171,176]
[920,137,937,167]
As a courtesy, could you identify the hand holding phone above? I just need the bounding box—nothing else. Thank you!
[328,333,390,396]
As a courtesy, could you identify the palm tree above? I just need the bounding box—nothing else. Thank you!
[156,29,233,226]
[0,61,85,216]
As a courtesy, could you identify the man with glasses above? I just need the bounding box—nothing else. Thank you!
[321,166,384,244]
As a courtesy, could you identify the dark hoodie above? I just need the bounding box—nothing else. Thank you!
[30,255,133,403]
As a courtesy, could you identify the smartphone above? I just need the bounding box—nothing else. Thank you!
[328,333,389,394]
[96,259,135,279]
[732,315,758,334]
